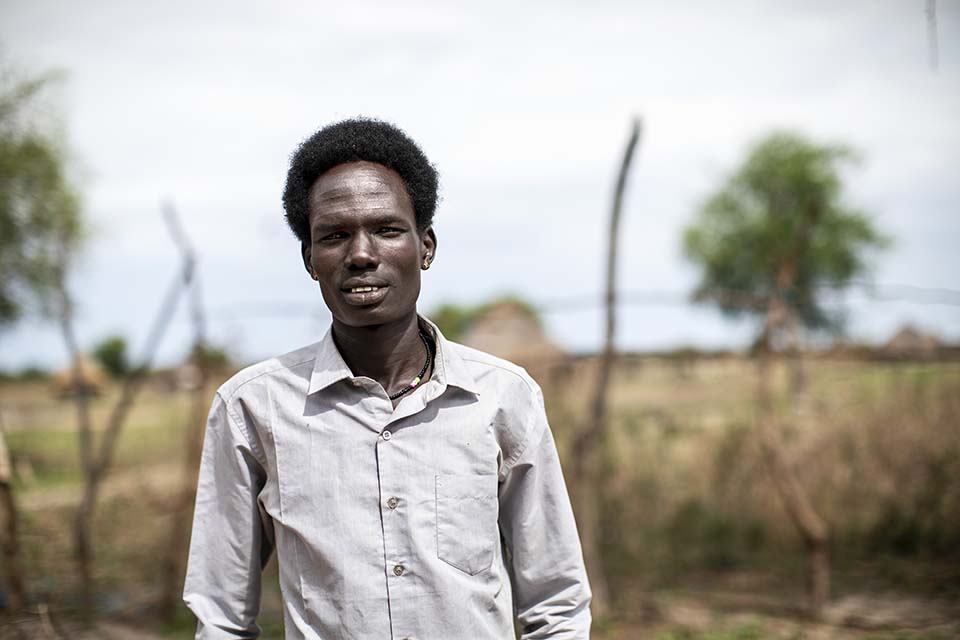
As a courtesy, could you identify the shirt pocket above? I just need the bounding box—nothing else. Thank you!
[435,474,498,576]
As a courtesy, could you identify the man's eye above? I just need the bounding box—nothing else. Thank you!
[378,227,403,236]
[319,232,345,242]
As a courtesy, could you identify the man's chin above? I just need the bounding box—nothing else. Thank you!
[332,304,422,331]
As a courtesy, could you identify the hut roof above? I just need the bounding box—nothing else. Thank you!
[882,325,942,358]
[458,300,564,368]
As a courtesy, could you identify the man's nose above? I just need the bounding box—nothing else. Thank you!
[346,231,379,270]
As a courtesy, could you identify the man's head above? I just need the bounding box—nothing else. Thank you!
[283,118,439,242]
[284,119,439,328]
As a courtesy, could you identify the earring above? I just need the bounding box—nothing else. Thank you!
[311,271,319,281]
[421,256,431,270]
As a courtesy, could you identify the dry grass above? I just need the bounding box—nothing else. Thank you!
[2,357,958,637]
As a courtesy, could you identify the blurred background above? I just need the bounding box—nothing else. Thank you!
[0,0,958,638]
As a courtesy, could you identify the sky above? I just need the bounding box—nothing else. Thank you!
[1,0,958,369]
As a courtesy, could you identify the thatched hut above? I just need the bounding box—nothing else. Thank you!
[458,300,565,372]
[881,325,942,360]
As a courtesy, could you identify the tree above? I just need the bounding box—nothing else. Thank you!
[684,132,885,334]
[683,131,887,616]
[92,335,130,378]
[0,59,83,611]
[430,303,476,342]
[57,203,197,618]
[189,343,231,372]
[0,65,82,325]
[0,58,194,621]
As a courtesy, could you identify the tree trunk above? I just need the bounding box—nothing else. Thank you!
[73,475,100,615]
[756,267,830,617]
[54,266,98,619]
[571,118,642,619]
[0,413,26,611]
[756,352,830,615]
[785,308,807,402]
[54,205,196,618]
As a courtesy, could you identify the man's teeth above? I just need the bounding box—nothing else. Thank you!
[350,286,380,293]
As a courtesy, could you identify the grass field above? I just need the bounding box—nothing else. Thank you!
[1,356,958,638]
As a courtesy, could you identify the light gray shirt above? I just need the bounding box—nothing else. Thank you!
[183,317,592,639]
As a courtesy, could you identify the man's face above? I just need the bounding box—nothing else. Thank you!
[302,161,436,328]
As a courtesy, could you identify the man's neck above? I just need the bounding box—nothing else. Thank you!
[331,312,428,396]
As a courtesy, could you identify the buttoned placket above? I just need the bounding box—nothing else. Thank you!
[373,377,446,640]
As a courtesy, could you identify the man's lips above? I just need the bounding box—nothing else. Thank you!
[341,278,389,292]
[340,283,389,306]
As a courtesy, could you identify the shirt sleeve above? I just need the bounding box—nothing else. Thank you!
[183,392,275,639]
[498,386,593,639]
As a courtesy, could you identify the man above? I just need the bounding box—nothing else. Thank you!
[183,118,592,639]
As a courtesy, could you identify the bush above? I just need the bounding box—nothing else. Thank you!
[93,335,130,378]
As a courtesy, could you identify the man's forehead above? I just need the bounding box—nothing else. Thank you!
[309,161,405,200]
[306,161,416,229]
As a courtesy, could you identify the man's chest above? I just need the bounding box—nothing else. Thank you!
[260,391,501,523]
[258,391,506,586]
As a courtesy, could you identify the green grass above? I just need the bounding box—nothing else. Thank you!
[653,624,957,640]
[654,623,767,640]
[861,634,957,640]
[8,408,189,490]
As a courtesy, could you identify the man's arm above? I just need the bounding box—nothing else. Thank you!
[499,386,592,639]
[183,392,275,639]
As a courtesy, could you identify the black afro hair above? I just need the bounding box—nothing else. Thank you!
[282,118,439,244]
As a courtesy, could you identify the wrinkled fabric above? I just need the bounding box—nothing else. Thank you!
[183,316,591,639]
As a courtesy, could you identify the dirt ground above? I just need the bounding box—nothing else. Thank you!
[3,591,957,640]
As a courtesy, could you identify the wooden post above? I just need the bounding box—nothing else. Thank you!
[157,203,211,620]
[571,118,642,619]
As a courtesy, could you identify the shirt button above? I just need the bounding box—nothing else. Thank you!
[387,496,399,509]
[393,564,404,576]
[382,430,392,441]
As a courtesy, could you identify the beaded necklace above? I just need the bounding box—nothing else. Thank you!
[387,330,433,400]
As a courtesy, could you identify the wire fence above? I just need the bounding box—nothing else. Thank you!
[205,281,960,321]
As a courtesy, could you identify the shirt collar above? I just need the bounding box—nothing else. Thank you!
[420,315,480,396]
[307,325,354,395]
[307,314,480,397]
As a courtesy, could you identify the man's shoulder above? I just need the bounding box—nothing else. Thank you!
[216,341,319,401]
[445,340,541,396]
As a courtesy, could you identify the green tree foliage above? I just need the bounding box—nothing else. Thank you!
[0,62,82,326]
[190,343,232,371]
[92,335,130,378]
[430,304,477,342]
[683,132,887,331]
[0,365,48,382]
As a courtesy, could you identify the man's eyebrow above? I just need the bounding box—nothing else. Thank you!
[366,214,410,226]
[312,215,410,232]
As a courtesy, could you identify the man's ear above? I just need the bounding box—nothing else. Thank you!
[301,242,314,278]
[421,227,437,267]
